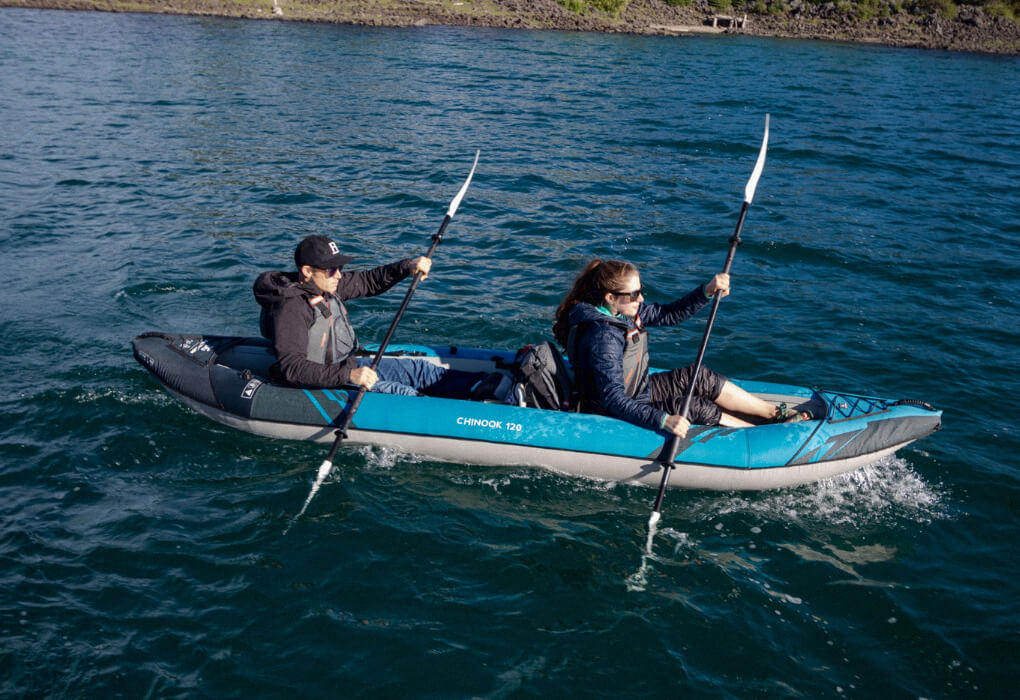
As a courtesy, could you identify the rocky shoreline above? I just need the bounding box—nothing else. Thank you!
[4,0,1018,54]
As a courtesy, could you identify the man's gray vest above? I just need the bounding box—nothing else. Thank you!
[306,295,358,364]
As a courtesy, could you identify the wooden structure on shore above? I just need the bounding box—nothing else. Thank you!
[710,13,748,28]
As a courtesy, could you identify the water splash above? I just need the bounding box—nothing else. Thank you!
[626,512,660,592]
[358,445,424,470]
[708,455,948,528]
[625,456,943,589]
[627,526,698,592]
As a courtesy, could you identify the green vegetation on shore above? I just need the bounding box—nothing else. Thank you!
[557,0,629,15]
[557,0,1017,21]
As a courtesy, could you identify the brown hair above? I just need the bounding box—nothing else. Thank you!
[552,259,638,347]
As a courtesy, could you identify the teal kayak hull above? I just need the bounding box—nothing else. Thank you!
[133,333,942,491]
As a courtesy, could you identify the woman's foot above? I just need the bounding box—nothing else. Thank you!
[773,403,814,423]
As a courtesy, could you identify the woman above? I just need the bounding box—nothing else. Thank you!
[552,259,809,437]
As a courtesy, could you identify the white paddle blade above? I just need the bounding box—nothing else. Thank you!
[314,458,334,485]
[291,459,334,525]
[446,150,480,218]
[743,114,770,205]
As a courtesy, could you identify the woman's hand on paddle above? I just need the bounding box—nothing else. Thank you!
[705,272,730,299]
[664,414,691,438]
[412,256,432,279]
[349,366,378,389]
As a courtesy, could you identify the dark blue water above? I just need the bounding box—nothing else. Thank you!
[2,7,1018,697]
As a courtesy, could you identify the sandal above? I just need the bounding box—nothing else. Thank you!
[773,403,814,423]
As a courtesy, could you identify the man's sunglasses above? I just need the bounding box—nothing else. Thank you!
[316,267,342,277]
[612,288,643,302]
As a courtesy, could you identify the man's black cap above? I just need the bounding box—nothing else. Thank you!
[294,235,355,269]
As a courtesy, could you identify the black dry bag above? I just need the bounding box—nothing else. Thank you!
[512,341,576,411]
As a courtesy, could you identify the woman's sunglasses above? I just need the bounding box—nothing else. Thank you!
[612,288,643,302]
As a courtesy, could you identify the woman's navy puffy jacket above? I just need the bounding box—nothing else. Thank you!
[565,285,710,430]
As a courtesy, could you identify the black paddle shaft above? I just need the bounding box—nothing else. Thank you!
[323,216,451,463]
[650,201,749,514]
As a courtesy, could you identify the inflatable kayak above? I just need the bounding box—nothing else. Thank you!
[132,332,942,491]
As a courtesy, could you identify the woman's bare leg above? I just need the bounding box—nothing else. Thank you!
[715,381,781,421]
[718,411,756,428]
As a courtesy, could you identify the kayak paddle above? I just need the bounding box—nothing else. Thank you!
[287,151,480,530]
[649,116,770,530]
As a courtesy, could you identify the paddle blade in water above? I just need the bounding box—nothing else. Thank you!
[285,459,334,533]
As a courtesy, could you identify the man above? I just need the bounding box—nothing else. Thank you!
[254,234,508,399]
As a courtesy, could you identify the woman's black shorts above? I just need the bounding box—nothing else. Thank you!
[648,364,727,426]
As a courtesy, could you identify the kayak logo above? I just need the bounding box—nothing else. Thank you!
[181,338,212,355]
[456,416,523,432]
[241,379,262,400]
